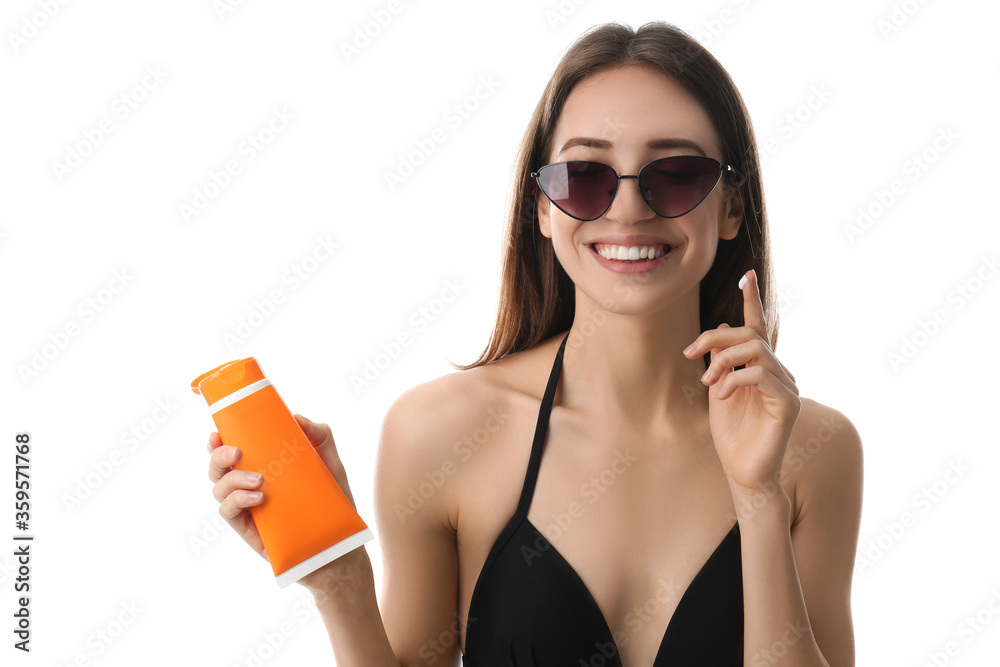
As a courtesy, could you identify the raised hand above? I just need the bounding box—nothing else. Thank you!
[683,269,801,498]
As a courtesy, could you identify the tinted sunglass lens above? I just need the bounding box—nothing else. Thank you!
[537,162,617,221]
[641,156,722,218]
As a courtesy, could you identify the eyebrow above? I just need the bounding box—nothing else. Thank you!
[556,136,708,158]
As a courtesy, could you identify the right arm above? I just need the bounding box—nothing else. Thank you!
[208,379,465,666]
[310,380,467,666]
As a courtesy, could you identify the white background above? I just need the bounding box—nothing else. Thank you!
[2,0,998,665]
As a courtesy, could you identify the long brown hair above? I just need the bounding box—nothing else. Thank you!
[449,21,777,371]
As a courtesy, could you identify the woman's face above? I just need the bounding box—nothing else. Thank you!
[537,64,744,314]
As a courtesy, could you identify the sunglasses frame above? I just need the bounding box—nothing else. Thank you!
[531,155,747,222]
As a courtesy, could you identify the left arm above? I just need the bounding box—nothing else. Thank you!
[687,268,865,667]
[734,403,864,667]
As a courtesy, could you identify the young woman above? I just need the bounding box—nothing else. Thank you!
[208,21,863,667]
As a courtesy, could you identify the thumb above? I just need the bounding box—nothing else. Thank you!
[294,413,320,438]
[294,413,345,469]
[294,414,356,509]
[294,414,333,450]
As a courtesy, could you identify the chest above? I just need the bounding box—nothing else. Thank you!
[458,413,747,666]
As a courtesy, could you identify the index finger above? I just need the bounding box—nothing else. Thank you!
[207,435,239,484]
[739,268,767,343]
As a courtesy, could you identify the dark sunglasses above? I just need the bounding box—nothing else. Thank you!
[531,155,747,221]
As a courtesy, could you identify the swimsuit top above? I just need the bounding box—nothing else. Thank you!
[462,331,744,666]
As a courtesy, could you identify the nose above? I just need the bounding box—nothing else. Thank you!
[605,173,655,222]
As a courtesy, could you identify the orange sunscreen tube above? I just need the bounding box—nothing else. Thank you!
[191,357,374,589]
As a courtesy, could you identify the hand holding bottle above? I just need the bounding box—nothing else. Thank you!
[207,413,361,558]
[194,357,373,589]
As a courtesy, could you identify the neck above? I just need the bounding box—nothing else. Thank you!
[558,285,711,429]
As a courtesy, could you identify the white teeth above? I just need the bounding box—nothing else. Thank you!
[593,243,669,261]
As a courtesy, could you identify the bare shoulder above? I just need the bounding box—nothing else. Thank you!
[783,396,865,527]
[375,341,551,533]
[380,364,502,457]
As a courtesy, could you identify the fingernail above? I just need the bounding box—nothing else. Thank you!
[247,472,262,483]
[683,342,697,355]
[738,273,748,290]
[228,447,239,459]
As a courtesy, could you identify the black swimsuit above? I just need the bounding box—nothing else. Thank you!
[462,331,744,666]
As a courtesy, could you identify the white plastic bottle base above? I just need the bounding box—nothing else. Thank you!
[274,527,375,589]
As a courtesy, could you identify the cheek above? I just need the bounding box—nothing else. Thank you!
[547,215,582,254]
[673,214,722,268]
[685,227,726,278]
[551,232,581,269]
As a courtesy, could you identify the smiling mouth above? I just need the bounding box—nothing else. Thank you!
[588,243,672,262]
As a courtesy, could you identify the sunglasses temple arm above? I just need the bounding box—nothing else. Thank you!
[724,164,747,186]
